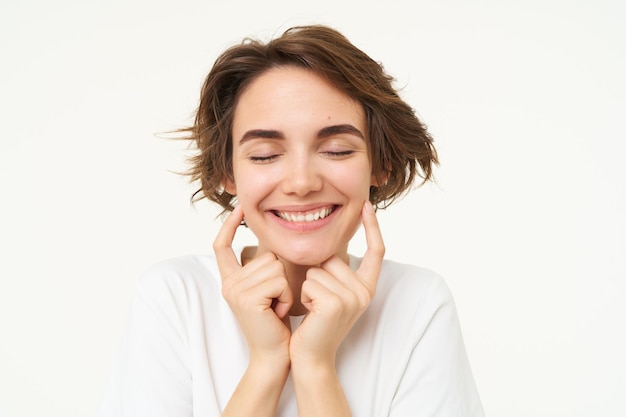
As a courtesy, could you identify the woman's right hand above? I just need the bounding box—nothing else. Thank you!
[213,206,293,368]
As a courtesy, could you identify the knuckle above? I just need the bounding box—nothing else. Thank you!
[306,267,324,280]
[326,294,344,312]
[342,294,357,312]
[221,283,234,301]
[270,260,285,275]
[354,286,371,307]
[301,279,313,292]
[355,287,372,309]
[261,252,277,261]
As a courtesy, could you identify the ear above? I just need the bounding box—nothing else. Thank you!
[222,177,236,195]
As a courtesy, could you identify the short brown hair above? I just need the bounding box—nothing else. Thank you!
[181,25,438,213]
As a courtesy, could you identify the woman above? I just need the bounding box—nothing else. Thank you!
[96,25,484,417]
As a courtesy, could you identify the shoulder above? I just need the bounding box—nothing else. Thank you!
[132,254,222,304]
[352,256,458,337]
[378,258,443,286]
[353,256,454,307]
[139,254,220,280]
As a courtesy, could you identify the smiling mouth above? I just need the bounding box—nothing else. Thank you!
[272,205,338,223]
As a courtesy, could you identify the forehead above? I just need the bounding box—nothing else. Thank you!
[232,66,366,135]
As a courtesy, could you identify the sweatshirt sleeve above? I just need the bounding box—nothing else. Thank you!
[389,277,485,417]
[95,266,193,417]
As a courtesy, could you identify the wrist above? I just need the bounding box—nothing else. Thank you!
[223,354,290,417]
[290,359,352,416]
[249,352,291,379]
[290,355,336,382]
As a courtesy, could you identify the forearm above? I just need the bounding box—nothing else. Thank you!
[222,359,290,417]
[291,360,352,417]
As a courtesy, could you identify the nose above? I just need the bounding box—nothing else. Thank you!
[280,155,323,196]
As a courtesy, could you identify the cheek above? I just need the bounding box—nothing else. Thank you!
[332,163,372,197]
[232,168,276,211]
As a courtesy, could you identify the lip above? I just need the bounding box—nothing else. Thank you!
[268,202,337,212]
[266,204,341,232]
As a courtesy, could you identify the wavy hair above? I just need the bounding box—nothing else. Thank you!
[180,25,438,213]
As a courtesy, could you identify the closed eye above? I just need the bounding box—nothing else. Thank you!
[323,150,355,158]
[249,154,280,163]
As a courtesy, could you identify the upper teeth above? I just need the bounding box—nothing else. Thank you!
[277,207,334,222]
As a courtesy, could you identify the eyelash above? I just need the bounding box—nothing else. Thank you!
[248,150,354,163]
[249,155,280,163]
[324,150,354,158]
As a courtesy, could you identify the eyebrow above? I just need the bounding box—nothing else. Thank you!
[317,124,364,140]
[239,129,284,144]
[239,124,364,145]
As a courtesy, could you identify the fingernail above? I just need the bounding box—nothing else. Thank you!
[364,201,375,213]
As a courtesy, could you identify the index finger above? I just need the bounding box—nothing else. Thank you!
[356,201,385,291]
[213,205,245,279]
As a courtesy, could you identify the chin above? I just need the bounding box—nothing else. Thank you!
[275,247,339,267]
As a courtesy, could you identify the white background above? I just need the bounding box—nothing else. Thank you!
[1,1,624,416]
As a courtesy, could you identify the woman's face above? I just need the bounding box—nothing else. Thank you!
[228,66,377,266]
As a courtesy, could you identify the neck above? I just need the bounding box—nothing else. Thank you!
[280,261,310,316]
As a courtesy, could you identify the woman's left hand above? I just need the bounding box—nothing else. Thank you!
[289,201,385,366]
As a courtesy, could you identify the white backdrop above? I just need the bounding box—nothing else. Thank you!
[1,1,624,416]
